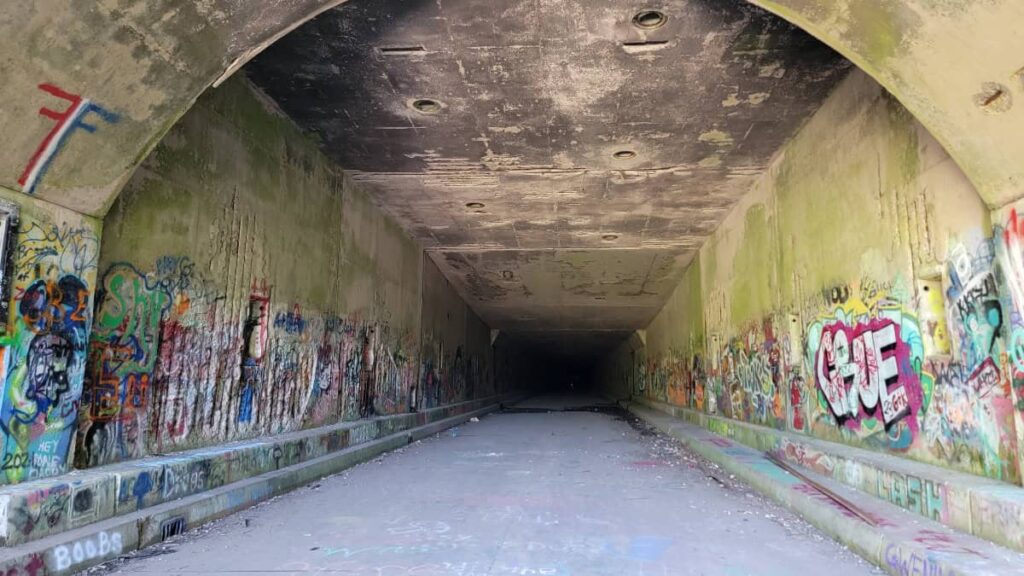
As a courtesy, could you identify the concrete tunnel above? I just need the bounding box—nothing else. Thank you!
[0,0,1023,574]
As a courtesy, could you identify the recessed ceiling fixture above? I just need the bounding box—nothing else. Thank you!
[602,234,619,241]
[466,202,485,209]
[379,46,427,56]
[632,10,667,30]
[411,98,443,114]
[612,150,637,160]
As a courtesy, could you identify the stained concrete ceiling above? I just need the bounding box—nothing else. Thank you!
[246,0,851,354]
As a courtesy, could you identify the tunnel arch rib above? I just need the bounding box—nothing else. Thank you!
[1,0,1022,214]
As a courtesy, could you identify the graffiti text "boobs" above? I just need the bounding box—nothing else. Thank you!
[51,531,123,571]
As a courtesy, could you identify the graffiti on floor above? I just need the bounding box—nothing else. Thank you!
[18,84,120,195]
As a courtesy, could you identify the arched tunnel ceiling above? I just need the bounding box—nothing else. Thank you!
[2,0,1022,219]
[1,0,1022,352]
[245,0,851,336]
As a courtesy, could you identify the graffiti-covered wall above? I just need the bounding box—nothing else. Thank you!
[0,189,100,484]
[600,69,1024,485]
[67,75,491,473]
[419,256,494,409]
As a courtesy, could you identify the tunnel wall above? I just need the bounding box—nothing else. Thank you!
[493,336,533,395]
[419,255,496,408]
[600,69,1024,485]
[0,75,498,485]
[0,189,101,484]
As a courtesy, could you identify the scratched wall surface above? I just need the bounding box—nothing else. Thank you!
[600,69,1024,485]
[68,75,489,472]
[0,188,101,484]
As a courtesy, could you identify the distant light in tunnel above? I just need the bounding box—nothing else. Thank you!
[410,98,443,114]
[612,150,637,160]
[632,10,667,30]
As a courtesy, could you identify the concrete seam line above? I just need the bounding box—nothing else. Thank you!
[0,403,501,576]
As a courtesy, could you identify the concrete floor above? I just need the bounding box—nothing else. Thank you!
[89,395,882,576]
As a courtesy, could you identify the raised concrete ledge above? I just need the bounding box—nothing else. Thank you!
[624,402,1024,576]
[0,400,507,575]
[0,395,508,549]
[630,397,1024,556]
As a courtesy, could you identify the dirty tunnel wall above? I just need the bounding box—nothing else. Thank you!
[0,74,498,485]
[0,190,101,485]
[599,69,1024,486]
[419,254,496,409]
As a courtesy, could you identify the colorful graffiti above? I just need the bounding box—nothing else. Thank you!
[634,262,1024,481]
[239,280,271,424]
[0,220,98,484]
[915,235,1020,482]
[420,340,491,410]
[805,282,927,449]
[77,256,436,469]
[947,240,1003,371]
[719,320,787,428]
[79,258,197,466]
[814,317,919,427]
[921,358,1014,480]
[999,209,1024,415]
[648,322,790,429]
[18,84,119,195]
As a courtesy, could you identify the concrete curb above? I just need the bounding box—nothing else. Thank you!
[631,396,1024,554]
[0,401,506,575]
[624,401,1024,576]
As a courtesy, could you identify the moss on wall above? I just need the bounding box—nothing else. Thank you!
[76,75,491,470]
[601,69,1024,484]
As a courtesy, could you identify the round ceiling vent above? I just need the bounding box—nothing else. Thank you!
[632,10,667,30]
[410,98,443,114]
